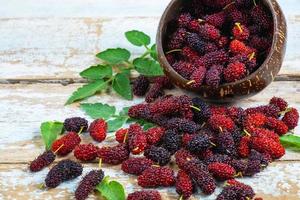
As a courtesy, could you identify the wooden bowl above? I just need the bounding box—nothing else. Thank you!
[156,0,287,103]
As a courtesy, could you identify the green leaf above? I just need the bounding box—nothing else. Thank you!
[133,58,164,76]
[150,44,158,61]
[80,103,116,120]
[142,121,156,130]
[96,48,130,64]
[96,176,126,200]
[125,30,151,47]
[112,73,132,100]
[107,117,128,132]
[40,121,64,150]
[80,65,112,80]
[119,107,130,116]
[65,80,107,105]
[280,135,300,151]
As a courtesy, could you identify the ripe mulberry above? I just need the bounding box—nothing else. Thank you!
[115,128,128,143]
[166,118,201,133]
[128,131,148,154]
[178,13,192,28]
[172,61,196,79]
[251,128,279,143]
[282,108,299,130]
[184,160,216,194]
[229,39,254,55]
[208,162,236,180]
[144,146,171,166]
[186,134,211,154]
[269,97,288,112]
[186,33,217,55]
[145,127,165,145]
[217,181,255,200]
[191,97,211,123]
[250,136,285,159]
[244,160,261,176]
[51,132,81,156]
[75,170,104,200]
[127,190,162,200]
[249,149,272,167]
[138,166,176,187]
[64,117,88,133]
[145,83,164,103]
[266,117,288,135]
[97,143,129,165]
[121,157,154,175]
[204,11,226,28]
[232,23,250,41]
[29,151,55,172]
[197,50,229,68]
[215,131,237,156]
[45,159,82,188]
[197,23,221,41]
[132,75,150,96]
[205,65,223,88]
[209,114,235,132]
[89,119,107,142]
[251,4,273,30]
[189,66,207,88]
[224,62,246,83]
[161,129,182,154]
[175,149,198,169]
[74,143,98,162]
[168,28,187,50]
[243,113,267,132]
[237,136,250,158]
[176,170,194,199]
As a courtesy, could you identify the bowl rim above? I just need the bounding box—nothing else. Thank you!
[156,0,282,89]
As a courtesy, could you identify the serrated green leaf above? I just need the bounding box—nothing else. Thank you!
[119,107,130,116]
[80,103,116,120]
[40,121,64,150]
[96,176,125,200]
[65,80,107,105]
[96,48,130,64]
[107,117,128,132]
[150,44,158,61]
[80,65,112,80]
[112,73,132,100]
[125,30,151,47]
[280,135,300,151]
[133,58,164,76]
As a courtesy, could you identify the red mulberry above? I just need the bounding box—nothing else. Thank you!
[269,97,288,112]
[121,157,154,175]
[29,151,55,172]
[208,114,235,132]
[127,190,162,200]
[250,136,285,159]
[282,108,299,130]
[75,170,104,200]
[224,62,246,83]
[74,143,98,162]
[176,170,194,199]
[115,128,128,143]
[51,132,81,156]
[89,119,107,142]
[232,23,250,41]
[168,28,187,50]
[208,162,236,180]
[204,11,226,28]
[138,166,176,187]
[229,40,254,55]
[189,66,207,88]
[266,117,288,135]
[128,131,148,154]
[97,143,129,165]
[145,127,165,145]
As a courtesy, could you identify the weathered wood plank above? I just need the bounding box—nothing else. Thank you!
[0,0,299,80]
[0,161,299,199]
[0,81,299,163]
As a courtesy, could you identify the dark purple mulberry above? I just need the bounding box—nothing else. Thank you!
[144,146,171,166]
[75,170,104,200]
[45,159,83,188]
[64,117,88,133]
[29,151,56,172]
[162,129,182,154]
[186,134,211,154]
[97,143,129,165]
[168,28,187,50]
[205,65,223,88]
[132,75,150,96]
[166,118,201,133]
[191,97,211,123]
[127,190,162,200]
[121,157,154,175]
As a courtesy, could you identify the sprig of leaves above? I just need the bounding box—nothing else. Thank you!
[66,30,163,105]
[80,103,155,132]
[40,121,64,150]
[96,176,126,200]
[280,134,300,151]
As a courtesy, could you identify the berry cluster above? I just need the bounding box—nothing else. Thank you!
[166,0,273,87]
[127,95,298,199]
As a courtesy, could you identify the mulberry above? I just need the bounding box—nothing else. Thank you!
[208,162,236,180]
[144,146,171,166]
[132,75,150,96]
[29,151,55,172]
[51,132,81,156]
[205,65,223,88]
[250,136,285,159]
[45,159,82,188]
[145,127,165,145]
[204,11,226,28]
[175,149,198,169]
[75,170,104,200]
[172,61,195,79]
[74,143,98,162]
[128,131,148,154]
[97,143,129,165]
[162,129,182,154]
[178,13,192,28]
[251,4,273,30]
[191,97,211,123]
[229,39,254,55]
[197,50,229,68]
[121,157,153,175]
[266,117,288,135]
[269,97,288,112]
[237,136,250,158]
[232,23,250,41]
[115,128,128,143]
[64,117,88,133]
[224,62,246,83]
[244,160,261,176]
[166,118,201,133]
[89,119,107,142]
[176,170,194,199]
[208,114,235,132]
[282,108,299,130]
[138,166,176,187]
[186,134,211,154]
[197,23,221,40]
[186,33,217,55]
[189,66,207,88]
[215,131,237,156]
[127,190,162,200]
[168,28,187,50]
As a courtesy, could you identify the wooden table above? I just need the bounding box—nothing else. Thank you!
[0,0,299,199]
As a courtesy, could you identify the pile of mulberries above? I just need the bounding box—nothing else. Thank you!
[126,95,298,199]
[165,0,273,87]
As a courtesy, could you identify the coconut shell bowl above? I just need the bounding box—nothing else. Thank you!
[156,0,287,103]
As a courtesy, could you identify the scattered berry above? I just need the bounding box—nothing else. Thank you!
[115,128,128,143]
[145,127,165,145]
[176,170,194,199]
[127,190,162,200]
[97,143,129,165]
[64,117,88,133]
[208,162,236,180]
[269,97,288,112]
[51,132,81,156]
[186,134,211,154]
[29,151,55,172]
[132,75,150,96]
[250,137,285,159]
[74,143,98,162]
[282,108,299,130]
[144,146,171,166]
[162,129,182,154]
[89,119,107,142]
[121,157,154,175]
[208,114,235,132]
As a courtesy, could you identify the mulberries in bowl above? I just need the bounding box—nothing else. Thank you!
[156,0,287,103]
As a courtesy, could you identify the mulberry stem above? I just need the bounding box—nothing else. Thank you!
[166,49,182,54]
